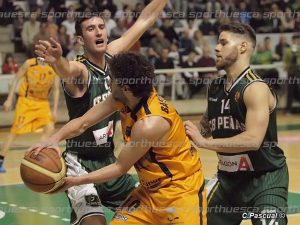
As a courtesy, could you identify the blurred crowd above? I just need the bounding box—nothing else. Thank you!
[1,0,300,106]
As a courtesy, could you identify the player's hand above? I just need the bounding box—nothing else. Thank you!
[26,139,61,157]
[35,37,63,64]
[54,176,80,193]
[3,99,12,112]
[184,120,205,148]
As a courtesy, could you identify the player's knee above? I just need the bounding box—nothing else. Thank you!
[80,215,106,225]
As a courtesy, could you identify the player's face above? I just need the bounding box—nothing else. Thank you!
[215,31,239,70]
[109,77,126,103]
[80,17,108,54]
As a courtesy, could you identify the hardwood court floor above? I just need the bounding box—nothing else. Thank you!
[0,113,299,225]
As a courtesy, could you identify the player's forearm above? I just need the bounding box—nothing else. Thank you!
[139,0,168,25]
[50,117,88,142]
[52,88,60,113]
[51,57,73,79]
[199,132,262,153]
[75,163,125,185]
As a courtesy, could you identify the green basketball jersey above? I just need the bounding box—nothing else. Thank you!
[62,53,118,159]
[207,67,286,173]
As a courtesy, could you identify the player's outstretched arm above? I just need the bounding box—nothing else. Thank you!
[27,95,118,155]
[3,60,28,112]
[185,82,271,153]
[35,37,84,79]
[107,0,168,55]
[60,116,171,189]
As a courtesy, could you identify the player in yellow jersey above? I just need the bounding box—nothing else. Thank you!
[0,58,60,172]
[28,53,207,225]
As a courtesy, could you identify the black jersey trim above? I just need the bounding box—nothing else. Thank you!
[149,148,173,179]
[130,97,149,121]
[224,66,250,94]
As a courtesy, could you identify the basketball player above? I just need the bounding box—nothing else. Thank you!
[33,1,169,225]
[29,52,207,225]
[184,22,288,225]
[0,58,59,173]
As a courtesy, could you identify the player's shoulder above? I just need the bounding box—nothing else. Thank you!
[243,69,263,83]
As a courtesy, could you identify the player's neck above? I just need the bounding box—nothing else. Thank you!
[225,61,250,81]
[84,52,106,69]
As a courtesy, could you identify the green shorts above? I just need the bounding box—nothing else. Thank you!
[63,152,137,225]
[206,164,289,225]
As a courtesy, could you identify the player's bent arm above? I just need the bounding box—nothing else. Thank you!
[200,82,270,153]
[68,116,171,186]
[200,108,212,138]
[50,95,117,142]
[107,0,168,55]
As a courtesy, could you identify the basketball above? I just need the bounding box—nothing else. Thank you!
[20,148,66,194]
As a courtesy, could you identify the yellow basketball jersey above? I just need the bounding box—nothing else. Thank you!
[19,58,56,100]
[118,90,202,191]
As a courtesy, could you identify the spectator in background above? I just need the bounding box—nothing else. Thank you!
[21,10,40,57]
[66,40,84,61]
[186,19,198,38]
[2,53,18,74]
[61,6,76,40]
[168,43,181,67]
[199,13,215,35]
[110,17,127,41]
[181,50,199,99]
[102,9,117,37]
[275,34,290,61]
[196,45,216,76]
[283,34,300,114]
[146,47,159,66]
[192,30,208,56]
[269,3,281,32]
[33,22,50,43]
[213,11,231,35]
[179,29,194,56]
[155,48,184,99]
[96,0,117,17]
[149,29,171,54]
[238,2,251,25]
[45,13,58,39]
[160,18,179,44]
[57,25,71,57]
[279,6,295,32]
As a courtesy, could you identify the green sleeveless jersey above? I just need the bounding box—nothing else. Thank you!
[62,53,118,159]
[207,67,286,173]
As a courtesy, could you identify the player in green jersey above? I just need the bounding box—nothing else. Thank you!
[32,2,168,225]
[184,22,288,225]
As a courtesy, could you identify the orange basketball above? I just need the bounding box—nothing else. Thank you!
[20,148,66,194]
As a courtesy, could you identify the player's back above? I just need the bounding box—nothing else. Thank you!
[119,90,203,191]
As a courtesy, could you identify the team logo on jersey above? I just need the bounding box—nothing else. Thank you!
[92,121,114,145]
[235,91,241,102]
[218,154,254,172]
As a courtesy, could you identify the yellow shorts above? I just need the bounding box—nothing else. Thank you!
[10,96,53,135]
[110,170,207,225]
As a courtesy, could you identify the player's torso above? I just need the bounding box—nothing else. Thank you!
[120,91,202,191]
[207,68,286,173]
[19,58,56,100]
[63,54,118,157]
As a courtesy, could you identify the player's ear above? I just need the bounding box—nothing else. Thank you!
[240,41,248,54]
[77,36,84,46]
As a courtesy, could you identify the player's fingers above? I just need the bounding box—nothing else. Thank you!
[38,40,51,49]
[35,50,45,57]
[49,37,60,47]
[35,44,47,52]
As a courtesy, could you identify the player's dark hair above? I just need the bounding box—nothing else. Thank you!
[219,22,256,48]
[109,53,155,98]
[75,14,104,36]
